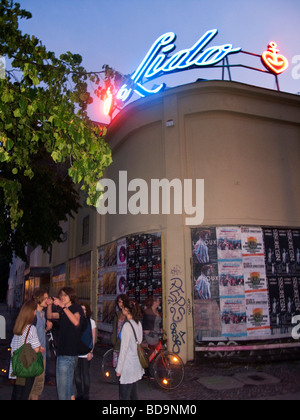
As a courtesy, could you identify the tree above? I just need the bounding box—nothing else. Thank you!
[0,1,114,261]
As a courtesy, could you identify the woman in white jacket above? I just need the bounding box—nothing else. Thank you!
[116,300,144,400]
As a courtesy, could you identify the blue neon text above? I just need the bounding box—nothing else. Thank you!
[117,30,241,102]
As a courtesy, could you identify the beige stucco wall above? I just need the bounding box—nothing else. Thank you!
[104,80,300,362]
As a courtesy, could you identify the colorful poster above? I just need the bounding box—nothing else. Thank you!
[246,292,271,337]
[216,226,242,261]
[192,226,271,341]
[242,227,270,338]
[220,297,247,337]
[217,227,246,337]
[241,226,265,257]
[243,257,268,293]
[219,260,244,297]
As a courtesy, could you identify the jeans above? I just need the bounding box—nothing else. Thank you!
[119,381,139,400]
[56,355,78,400]
[74,357,91,400]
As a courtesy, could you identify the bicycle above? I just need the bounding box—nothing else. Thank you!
[101,336,185,390]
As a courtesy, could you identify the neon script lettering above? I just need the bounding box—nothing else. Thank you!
[117,30,241,103]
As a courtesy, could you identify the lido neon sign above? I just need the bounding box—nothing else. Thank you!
[116,30,241,103]
[103,32,289,115]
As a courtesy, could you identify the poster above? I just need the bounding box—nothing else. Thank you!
[117,238,127,294]
[220,297,247,337]
[243,257,268,293]
[290,230,300,276]
[192,226,271,342]
[246,292,271,337]
[263,228,300,336]
[126,233,162,305]
[97,232,163,332]
[219,260,244,297]
[97,244,118,332]
[217,227,247,337]
[192,228,219,300]
[52,263,66,287]
[216,226,242,261]
[69,252,91,284]
[241,226,265,257]
[194,300,222,341]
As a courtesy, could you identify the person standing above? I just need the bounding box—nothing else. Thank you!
[9,300,44,400]
[142,296,162,346]
[47,287,83,400]
[111,294,129,367]
[29,289,53,400]
[74,303,96,400]
[116,300,144,400]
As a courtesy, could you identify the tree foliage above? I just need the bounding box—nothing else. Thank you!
[0,1,114,260]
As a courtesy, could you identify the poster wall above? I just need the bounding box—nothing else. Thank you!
[192,226,300,342]
[97,233,162,333]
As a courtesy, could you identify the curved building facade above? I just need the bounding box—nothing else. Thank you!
[30,80,300,364]
[100,80,300,362]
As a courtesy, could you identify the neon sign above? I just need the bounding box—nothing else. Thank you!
[117,30,241,103]
[103,87,113,116]
[261,42,289,75]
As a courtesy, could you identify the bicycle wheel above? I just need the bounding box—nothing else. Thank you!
[101,348,119,384]
[153,351,184,390]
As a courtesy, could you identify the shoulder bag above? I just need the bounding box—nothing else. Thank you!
[127,321,149,369]
[11,325,44,378]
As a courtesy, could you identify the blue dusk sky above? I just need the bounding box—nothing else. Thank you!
[16,0,300,122]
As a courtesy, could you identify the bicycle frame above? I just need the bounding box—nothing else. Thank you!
[148,340,163,363]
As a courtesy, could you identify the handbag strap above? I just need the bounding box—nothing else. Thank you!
[24,325,31,344]
[127,321,138,344]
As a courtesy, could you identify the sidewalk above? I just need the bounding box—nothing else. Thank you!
[1,303,300,400]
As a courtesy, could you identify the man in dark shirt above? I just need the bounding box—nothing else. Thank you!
[47,287,84,400]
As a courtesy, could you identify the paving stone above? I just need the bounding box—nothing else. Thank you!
[233,372,280,386]
[197,375,244,391]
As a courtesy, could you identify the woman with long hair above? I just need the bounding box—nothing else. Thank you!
[74,302,96,400]
[116,299,144,400]
[111,294,130,367]
[9,300,43,400]
[142,296,162,346]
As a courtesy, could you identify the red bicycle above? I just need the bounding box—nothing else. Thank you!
[102,336,185,390]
